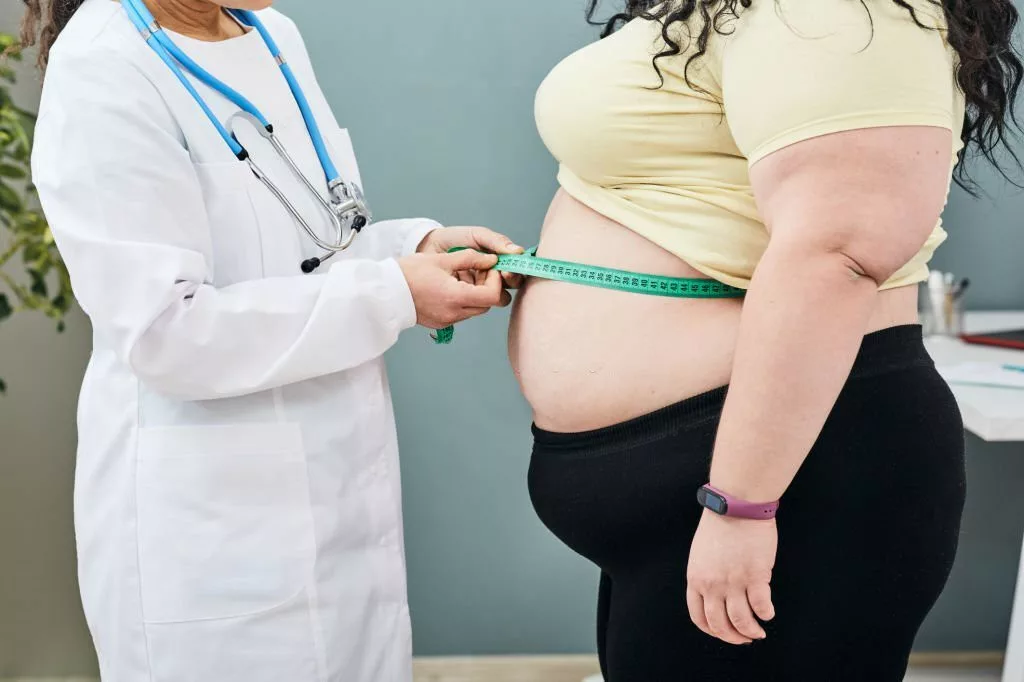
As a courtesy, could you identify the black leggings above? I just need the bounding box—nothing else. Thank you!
[529,326,966,682]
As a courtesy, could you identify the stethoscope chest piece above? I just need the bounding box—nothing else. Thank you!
[329,178,372,234]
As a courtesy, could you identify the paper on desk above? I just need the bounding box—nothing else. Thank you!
[937,362,1024,390]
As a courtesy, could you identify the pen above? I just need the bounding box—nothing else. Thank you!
[1004,365,1024,373]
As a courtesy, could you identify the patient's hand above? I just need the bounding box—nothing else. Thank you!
[417,226,526,302]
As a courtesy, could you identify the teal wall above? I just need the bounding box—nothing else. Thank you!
[1,1,1023,676]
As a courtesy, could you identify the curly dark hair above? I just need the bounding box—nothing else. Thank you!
[18,0,86,71]
[586,0,1024,191]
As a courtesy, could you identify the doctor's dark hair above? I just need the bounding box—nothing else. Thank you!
[18,0,86,71]
[586,0,1024,192]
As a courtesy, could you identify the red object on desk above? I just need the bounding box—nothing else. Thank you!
[961,328,1024,351]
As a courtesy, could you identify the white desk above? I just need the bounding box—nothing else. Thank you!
[924,312,1024,682]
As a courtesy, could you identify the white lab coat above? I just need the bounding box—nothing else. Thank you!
[31,2,437,681]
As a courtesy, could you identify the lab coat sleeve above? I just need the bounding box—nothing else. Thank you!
[268,10,442,259]
[32,47,418,401]
[364,216,441,260]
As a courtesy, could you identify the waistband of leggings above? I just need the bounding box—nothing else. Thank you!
[531,324,931,451]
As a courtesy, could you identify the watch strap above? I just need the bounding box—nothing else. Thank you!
[698,484,780,520]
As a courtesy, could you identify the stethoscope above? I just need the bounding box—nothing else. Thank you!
[121,0,371,273]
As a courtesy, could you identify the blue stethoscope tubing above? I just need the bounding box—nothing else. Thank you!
[121,0,370,270]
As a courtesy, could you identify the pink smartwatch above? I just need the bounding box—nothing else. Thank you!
[697,484,780,520]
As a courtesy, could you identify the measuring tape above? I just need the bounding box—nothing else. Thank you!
[432,247,745,344]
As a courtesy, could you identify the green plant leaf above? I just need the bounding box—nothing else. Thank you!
[28,269,48,297]
[0,181,23,212]
[52,293,70,314]
[0,162,26,179]
[0,293,11,321]
[22,241,43,263]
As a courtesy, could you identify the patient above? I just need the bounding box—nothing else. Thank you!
[509,1,1021,680]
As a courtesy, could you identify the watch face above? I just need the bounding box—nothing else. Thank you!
[698,487,728,515]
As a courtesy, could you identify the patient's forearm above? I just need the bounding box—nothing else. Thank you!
[707,244,879,502]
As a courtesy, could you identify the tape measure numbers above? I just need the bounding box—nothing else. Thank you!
[433,247,745,344]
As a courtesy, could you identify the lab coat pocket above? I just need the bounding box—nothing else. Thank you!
[326,128,364,192]
[136,422,316,624]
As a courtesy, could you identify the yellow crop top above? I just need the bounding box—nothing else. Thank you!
[534,0,966,289]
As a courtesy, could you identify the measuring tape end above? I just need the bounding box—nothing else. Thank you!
[432,326,455,345]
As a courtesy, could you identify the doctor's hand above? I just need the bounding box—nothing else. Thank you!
[686,511,777,646]
[398,250,506,330]
[416,226,526,291]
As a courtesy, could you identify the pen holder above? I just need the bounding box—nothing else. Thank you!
[921,287,965,338]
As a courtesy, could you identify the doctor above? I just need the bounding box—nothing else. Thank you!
[22,0,520,680]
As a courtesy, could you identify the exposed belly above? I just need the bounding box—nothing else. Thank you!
[508,190,919,432]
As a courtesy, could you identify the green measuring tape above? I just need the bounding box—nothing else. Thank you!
[433,247,745,344]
